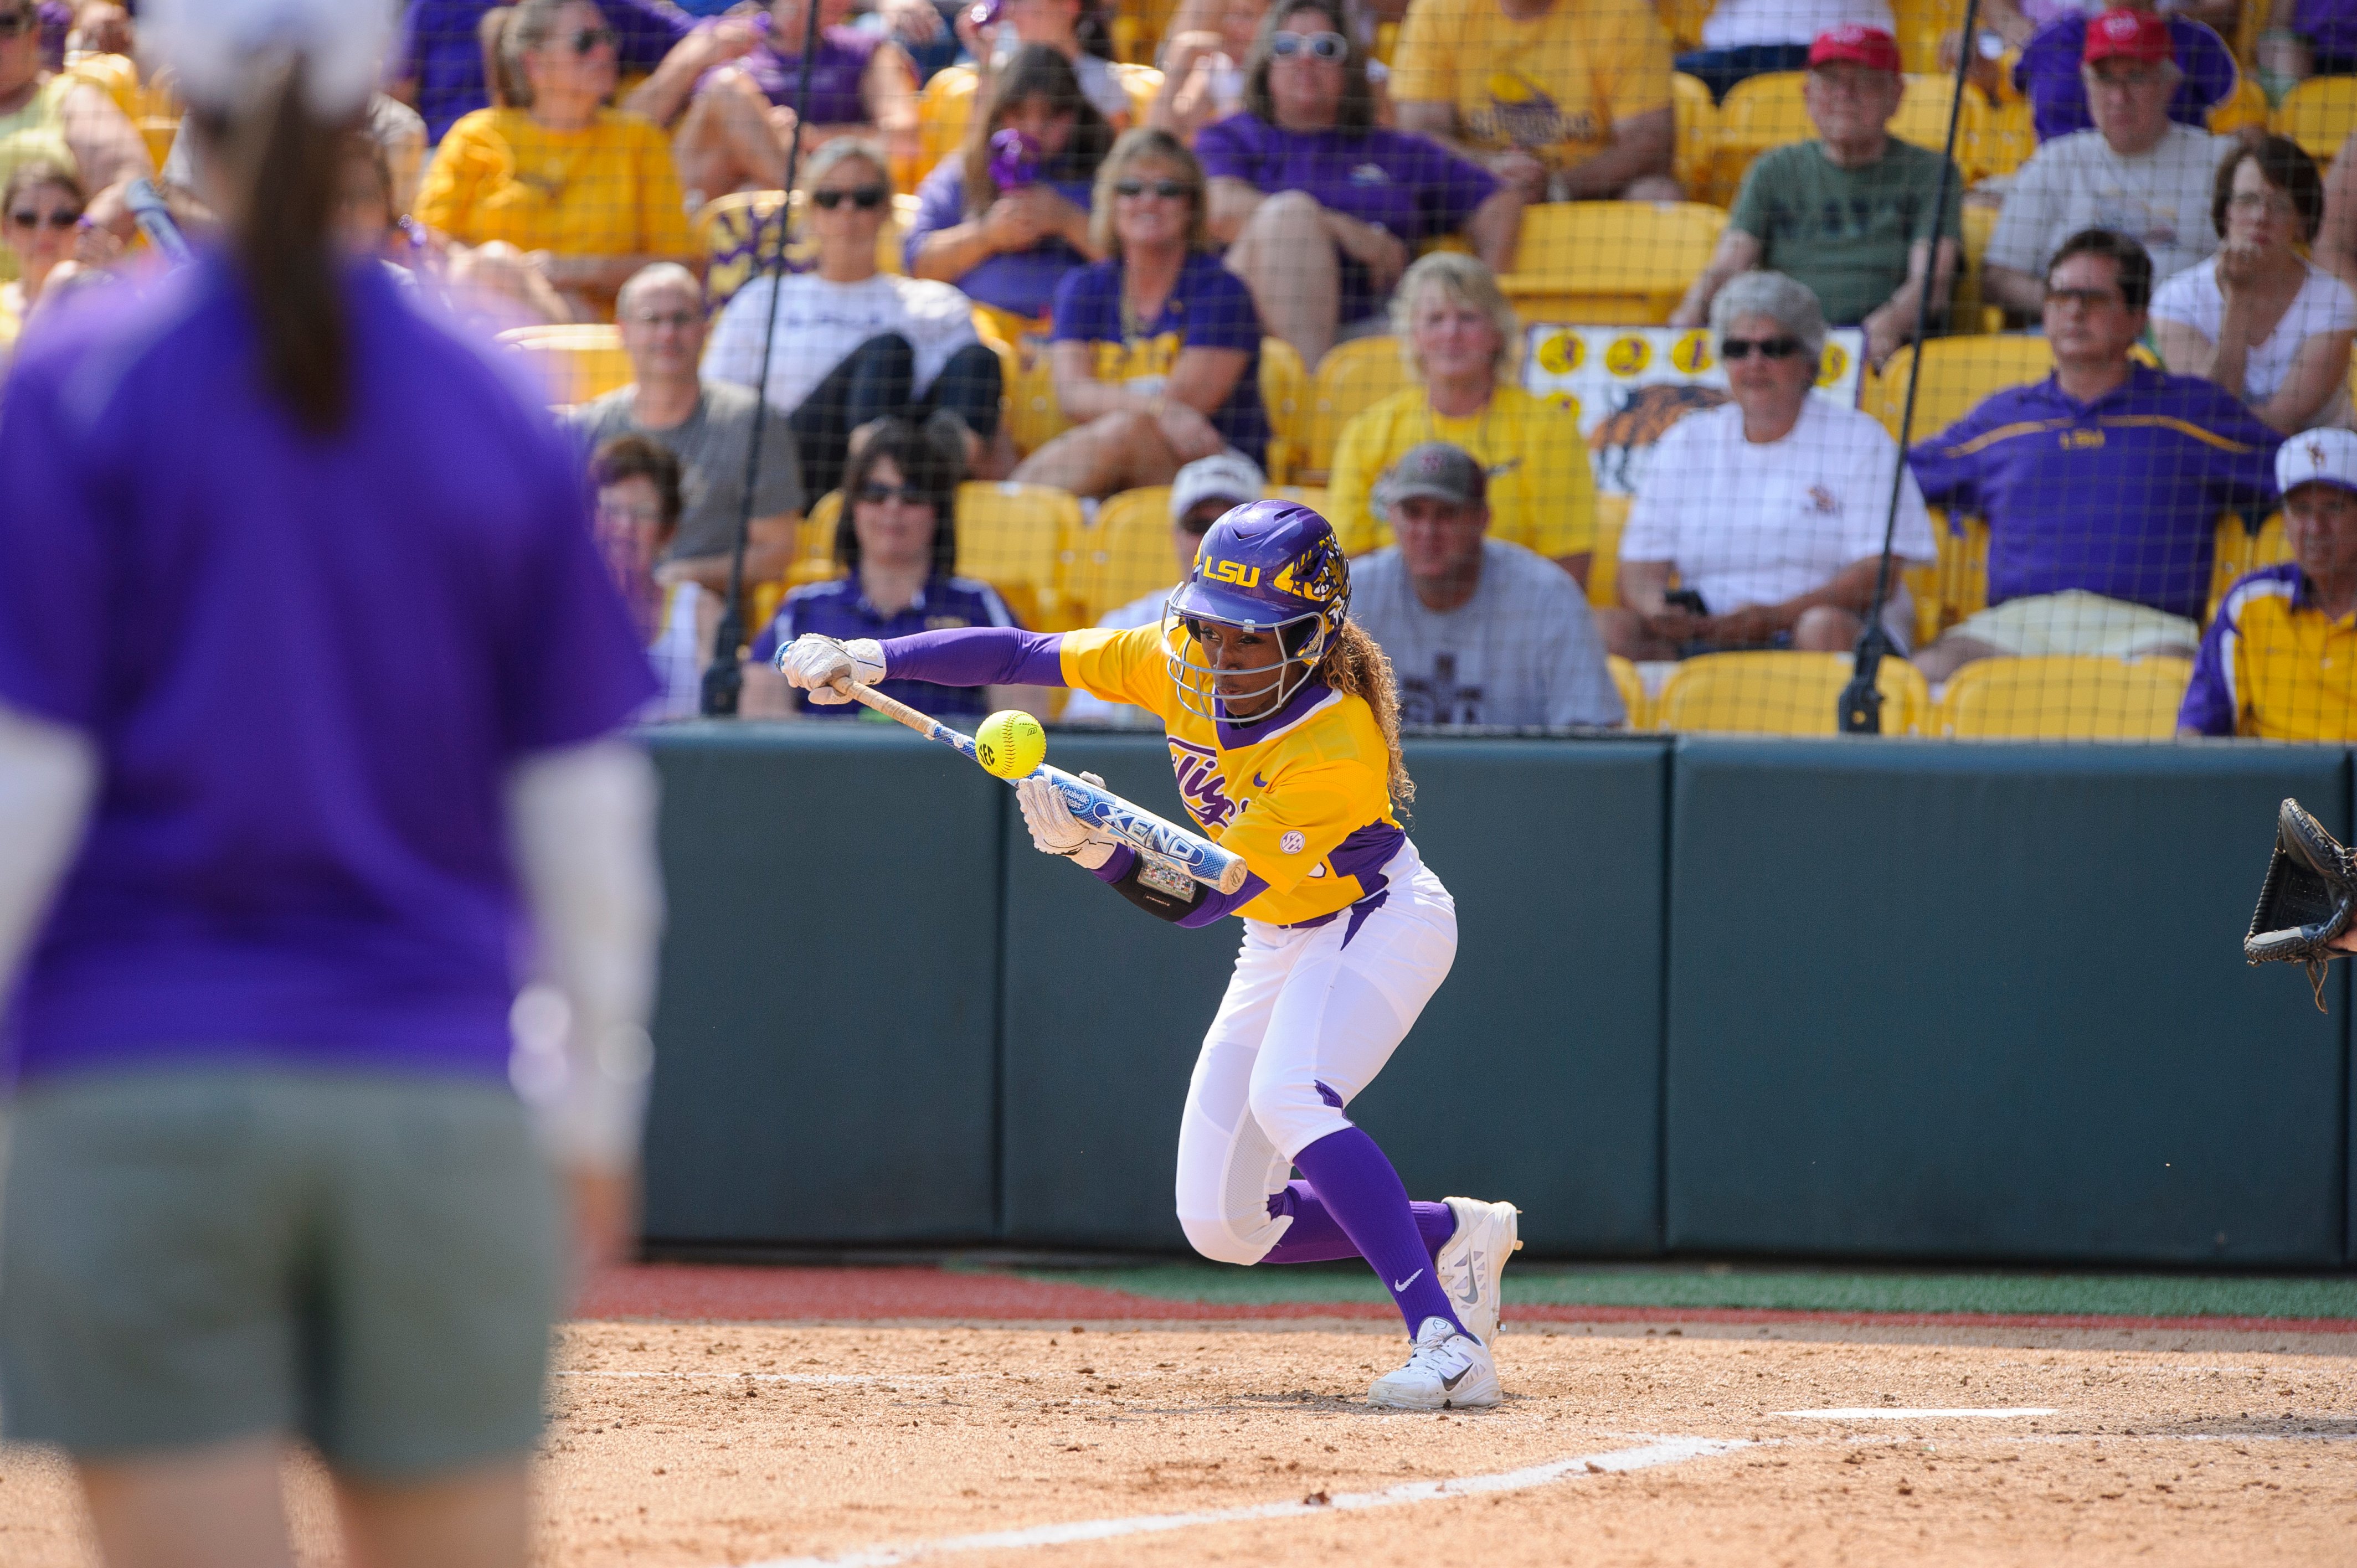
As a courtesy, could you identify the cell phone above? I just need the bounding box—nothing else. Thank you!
[1665,587,1708,615]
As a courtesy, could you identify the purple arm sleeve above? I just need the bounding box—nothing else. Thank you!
[883,627,1068,688]
[1089,844,1270,926]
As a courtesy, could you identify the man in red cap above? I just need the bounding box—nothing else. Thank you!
[1984,6,2231,315]
[1671,24,1962,364]
[2010,0,2239,143]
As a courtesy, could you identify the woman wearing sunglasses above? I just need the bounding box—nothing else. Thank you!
[1599,270,1937,662]
[743,418,1039,720]
[0,157,112,349]
[704,137,1005,496]
[908,43,1113,322]
[1198,0,1517,370]
[415,0,701,322]
[0,0,148,246]
[1008,126,1267,498]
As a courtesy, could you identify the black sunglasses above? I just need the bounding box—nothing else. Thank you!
[1114,178,1192,199]
[0,11,34,38]
[859,483,933,506]
[1721,335,1804,360]
[8,207,79,230]
[812,184,889,210]
[568,25,616,54]
[1269,29,1349,59]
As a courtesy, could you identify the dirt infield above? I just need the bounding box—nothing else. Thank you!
[6,1266,2357,1567]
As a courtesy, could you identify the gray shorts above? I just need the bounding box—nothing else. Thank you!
[0,1067,562,1478]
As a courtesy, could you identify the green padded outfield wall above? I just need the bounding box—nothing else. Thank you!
[640,724,1005,1246]
[1664,740,2350,1267]
[996,736,1669,1255]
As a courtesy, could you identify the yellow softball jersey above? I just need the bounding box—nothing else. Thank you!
[1058,622,1404,927]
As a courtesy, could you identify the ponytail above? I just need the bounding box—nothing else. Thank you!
[1320,620,1413,808]
[200,63,353,436]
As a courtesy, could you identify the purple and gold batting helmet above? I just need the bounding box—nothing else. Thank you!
[1162,499,1350,724]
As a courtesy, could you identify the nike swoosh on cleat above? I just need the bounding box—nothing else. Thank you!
[1392,1269,1424,1292]
[1440,1367,1470,1390]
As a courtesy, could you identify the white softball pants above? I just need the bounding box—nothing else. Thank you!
[1173,838,1458,1267]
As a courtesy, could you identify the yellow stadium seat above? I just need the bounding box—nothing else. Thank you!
[1890,0,1969,73]
[496,323,632,405]
[1300,334,1416,480]
[797,490,843,568]
[1589,492,1629,611]
[1672,73,1716,198]
[1931,654,2193,737]
[1659,0,1713,50]
[1654,649,1932,735]
[1267,483,1330,507]
[1500,201,1728,323]
[749,577,790,633]
[1891,73,1980,158]
[1946,201,2003,332]
[1259,337,1308,484]
[2210,72,2268,136]
[1863,334,2052,441]
[698,190,914,311]
[955,480,1087,629]
[2208,512,2291,623]
[1607,653,1650,729]
[1960,94,2034,182]
[1918,509,1990,642]
[1709,71,1809,204]
[1067,484,1178,625]
[2272,75,2357,163]
[1375,19,1400,65]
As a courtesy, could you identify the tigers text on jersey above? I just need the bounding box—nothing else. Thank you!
[1058,623,1404,927]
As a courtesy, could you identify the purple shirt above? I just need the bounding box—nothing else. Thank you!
[749,573,1021,719]
[394,0,695,144]
[905,156,1097,319]
[2296,0,2357,59]
[0,255,657,1086]
[1193,114,1497,322]
[2013,16,2237,143]
[1906,364,2278,621]
[715,24,884,125]
[1050,252,1269,464]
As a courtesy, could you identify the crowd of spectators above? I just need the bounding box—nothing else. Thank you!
[17,0,2357,741]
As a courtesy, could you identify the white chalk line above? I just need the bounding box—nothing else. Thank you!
[725,1435,1750,1568]
[1779,1406,2057,1420]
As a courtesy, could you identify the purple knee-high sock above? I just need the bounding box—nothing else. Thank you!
[1286,1127,1470,1338]
[1264,1182,1454,1265]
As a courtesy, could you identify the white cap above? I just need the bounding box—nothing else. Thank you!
[2278,428,2357,499]
[143,0,397,118]
[1169,450,1266,524]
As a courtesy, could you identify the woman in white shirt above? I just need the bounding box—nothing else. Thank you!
[1598,270,1937,662]
[2154,136,2357,436]
[703,137,1006,497]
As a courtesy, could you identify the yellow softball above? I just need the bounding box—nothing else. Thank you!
[972,710,1048,780]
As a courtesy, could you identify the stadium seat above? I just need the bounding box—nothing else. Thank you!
[748,576,789,633]
[1863,335,2052,441]
[2211,73,2268,136]
[1708,71,1809,204]
[1659,0,1712,50]
[1259,337,1309,484]
[699,189,915,311]
[1672,73,1716,197]
[1300,335,1415,479]
[1268,483,1330,508]
[797,491,843,570]
[496,323,632,405]
[1589,492,1629,611]
[1891,73,1980,157]
[1947,202,2004,332]
[1930,654,2194,737]
[1654,649,1932,734]
[1607,653,1650,729]
[2271,75,2357,163]
[1890,0,1968,73]
[1499,201,1728,324]
[971,304,1066,456]
[1959,95,2035,183]
[955,480,1087,630]
[2207,511,2290,623]
[1066,484,1176,625]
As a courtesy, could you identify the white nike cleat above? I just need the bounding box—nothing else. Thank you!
[1366,1316,1501,1410]
[1435,1195,1521,1348]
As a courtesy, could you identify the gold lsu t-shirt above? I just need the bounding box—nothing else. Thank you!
[1325,383,1598,560]
[415,108,698,268]
[1390,0,1674,167]
[1057,623,1404,927]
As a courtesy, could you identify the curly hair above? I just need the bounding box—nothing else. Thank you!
[1319,619,1413,806]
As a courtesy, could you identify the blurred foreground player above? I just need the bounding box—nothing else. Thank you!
[0,2,662,1565]
[780,501,1521,1409]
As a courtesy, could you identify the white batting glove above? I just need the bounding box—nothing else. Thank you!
[776,635,884,704]
[1016,772,1116,869]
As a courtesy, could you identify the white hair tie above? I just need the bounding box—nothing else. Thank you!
[142,0,395,118]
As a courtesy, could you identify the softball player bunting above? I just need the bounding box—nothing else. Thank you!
[783,501,1520,1410]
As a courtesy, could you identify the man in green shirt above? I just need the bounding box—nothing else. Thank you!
[1669,25,1962,367]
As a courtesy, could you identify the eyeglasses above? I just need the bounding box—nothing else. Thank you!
[1269,30,1349,59]
[628,309,701,329]
[568,25,616,54]
[7,207,80,230]
[2044,286,2123,309]
[812,184,888,210]
[2228,189,2299,216]
[1114,178,1192,199]
[1720,335,1804,360]
[0,11,34,38]
[859,483,933,506]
